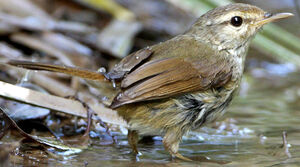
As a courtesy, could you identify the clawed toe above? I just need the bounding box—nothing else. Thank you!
[173,153,192,161]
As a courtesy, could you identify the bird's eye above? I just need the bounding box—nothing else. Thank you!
[230,16,243,27]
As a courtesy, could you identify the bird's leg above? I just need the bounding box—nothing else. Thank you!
[64,95,94,137]
[127,130,140,155]
[163,130,192,161]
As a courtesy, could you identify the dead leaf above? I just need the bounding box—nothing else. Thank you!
[0,80,127,126]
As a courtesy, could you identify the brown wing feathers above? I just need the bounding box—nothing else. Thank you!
[110,57,232,108]
[121,58,192,88]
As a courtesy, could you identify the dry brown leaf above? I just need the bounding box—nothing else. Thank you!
[0,81,127,126]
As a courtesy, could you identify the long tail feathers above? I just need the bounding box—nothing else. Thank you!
[8,60,106,81]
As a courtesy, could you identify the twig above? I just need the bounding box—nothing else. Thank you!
[281,131,292,158]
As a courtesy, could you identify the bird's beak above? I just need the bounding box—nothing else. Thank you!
[255,12,294,26]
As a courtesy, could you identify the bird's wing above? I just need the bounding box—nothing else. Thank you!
[110,36,233,108]
[105,48,153,80]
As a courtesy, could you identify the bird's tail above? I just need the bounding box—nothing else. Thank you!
[7,60,106,82]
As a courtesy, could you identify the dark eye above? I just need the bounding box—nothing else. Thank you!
[230,16,243,27]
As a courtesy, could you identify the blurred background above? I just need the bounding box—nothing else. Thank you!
[0,0,299,166]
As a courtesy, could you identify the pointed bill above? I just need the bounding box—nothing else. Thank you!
[256,13,294,26]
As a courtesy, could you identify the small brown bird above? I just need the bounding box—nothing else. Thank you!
[8,3,292,161]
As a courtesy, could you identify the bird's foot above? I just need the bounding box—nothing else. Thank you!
[172,153,192,161]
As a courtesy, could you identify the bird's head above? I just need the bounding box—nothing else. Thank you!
[189,3,293,51]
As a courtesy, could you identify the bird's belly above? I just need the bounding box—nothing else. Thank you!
[175,89,235,130]
[119,88,236,137]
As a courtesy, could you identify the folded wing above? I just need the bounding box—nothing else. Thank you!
[110,37,233,108]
